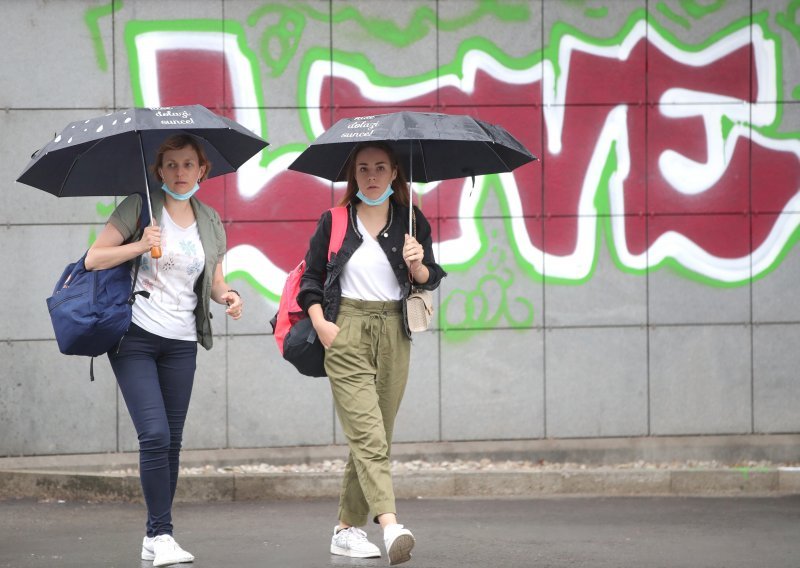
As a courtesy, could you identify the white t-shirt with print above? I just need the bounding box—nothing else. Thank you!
[132,207,206,341]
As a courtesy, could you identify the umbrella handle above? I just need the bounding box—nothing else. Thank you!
[148,217,161,259]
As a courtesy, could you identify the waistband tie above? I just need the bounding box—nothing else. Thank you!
[367,312,388,362]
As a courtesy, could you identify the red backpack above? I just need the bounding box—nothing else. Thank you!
[271,206,348,376]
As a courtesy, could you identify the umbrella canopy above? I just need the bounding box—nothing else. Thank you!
[16,105,268,198]
[288,111,536,184]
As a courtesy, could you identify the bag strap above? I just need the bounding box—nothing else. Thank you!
[308,206,347,337]
[89,194,152,381]
[128,193,151,302]
[136,192,151,236]
[328,206,348,260]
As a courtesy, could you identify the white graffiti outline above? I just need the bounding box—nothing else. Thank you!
[307,22,795,283]
[132,21,799,290]
[134,30,292,289]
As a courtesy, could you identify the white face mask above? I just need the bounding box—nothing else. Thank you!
[357,185,394,206]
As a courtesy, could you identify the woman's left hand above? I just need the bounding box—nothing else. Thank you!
[403,233,424,274]
[222,291,243,320]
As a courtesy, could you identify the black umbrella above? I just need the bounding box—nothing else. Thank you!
[16,105,268,256]
[288,111,537,229]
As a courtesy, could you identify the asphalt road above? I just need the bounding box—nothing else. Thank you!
[1,496,798,567]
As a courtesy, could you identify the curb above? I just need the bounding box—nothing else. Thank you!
[2,468,798,503]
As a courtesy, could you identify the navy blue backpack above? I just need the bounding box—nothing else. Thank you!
[47,198,151,377]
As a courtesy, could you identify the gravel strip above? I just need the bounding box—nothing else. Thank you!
[102,459,798,476]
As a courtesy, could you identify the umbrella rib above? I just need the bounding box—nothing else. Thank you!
[416,139,428,182]
[336,145,358,182]
[56,138,107,197]
[483,141,514,172]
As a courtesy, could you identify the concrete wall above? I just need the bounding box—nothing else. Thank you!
[2,0,799,457]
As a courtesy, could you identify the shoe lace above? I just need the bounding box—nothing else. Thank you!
[342,527,369,543]
[154,535,180,551]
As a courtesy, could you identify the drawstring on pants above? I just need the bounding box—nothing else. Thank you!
[367,312,388,363]
[336,298,402,367]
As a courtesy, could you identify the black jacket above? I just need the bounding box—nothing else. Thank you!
[298,201,446,337]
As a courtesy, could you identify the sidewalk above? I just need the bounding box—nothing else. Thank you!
[3,496,800,567]
[2,436,799,503]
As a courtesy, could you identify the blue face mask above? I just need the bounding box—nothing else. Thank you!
[357,185,394,206]
[161,181,200,201]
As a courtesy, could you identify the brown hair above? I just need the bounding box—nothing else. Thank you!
[338,141,410,207]
[151,134,212,183]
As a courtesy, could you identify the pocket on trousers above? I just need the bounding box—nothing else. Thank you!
[329,314,360,354]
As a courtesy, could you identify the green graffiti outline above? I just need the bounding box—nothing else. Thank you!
[123,18,308,301]
[440,268,536,341]
[546,8,762,81]
[118,6,800,307]
[246,4,306,78]
[96,202,115,217]
[434,176,537,335]
[584,7,609,19]
[84,1,121,72]
[749,12,790,139]
[123,18,305,172]
[472,10,797,290]
[296,37,542,141]
[657,2,692,30]
[775,0,800,101]
[125,19,314,174]
[681,0,727,19]
[224,269,280,304]
[292,7,800,295]
[249,0,530,56]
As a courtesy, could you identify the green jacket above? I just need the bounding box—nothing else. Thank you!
[108,190,227,350]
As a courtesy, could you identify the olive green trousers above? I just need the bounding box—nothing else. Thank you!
[324,298,411,527]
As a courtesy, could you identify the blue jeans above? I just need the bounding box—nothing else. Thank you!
[108,323,197,537]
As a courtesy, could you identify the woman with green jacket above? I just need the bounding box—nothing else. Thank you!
[85,134,243,567]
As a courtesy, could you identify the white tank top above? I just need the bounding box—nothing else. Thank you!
[131,207,205,341]
[340,215,403,301]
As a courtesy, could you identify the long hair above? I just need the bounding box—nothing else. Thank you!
[338,141,410,207]
[151,134,212,183]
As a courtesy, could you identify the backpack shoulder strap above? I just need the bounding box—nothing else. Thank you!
[129,193,151,300]
[135,192,151,238]
[327,206,348,260]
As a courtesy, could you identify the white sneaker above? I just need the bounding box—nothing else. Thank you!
[383,524,415,565]
[142,534,195,566]
[142,536,156,561]
[330,525,381,558]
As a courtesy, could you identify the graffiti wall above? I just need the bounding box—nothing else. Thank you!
[2,0,799,456]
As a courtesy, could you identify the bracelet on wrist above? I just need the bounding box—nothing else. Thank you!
[227,289,240,297]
